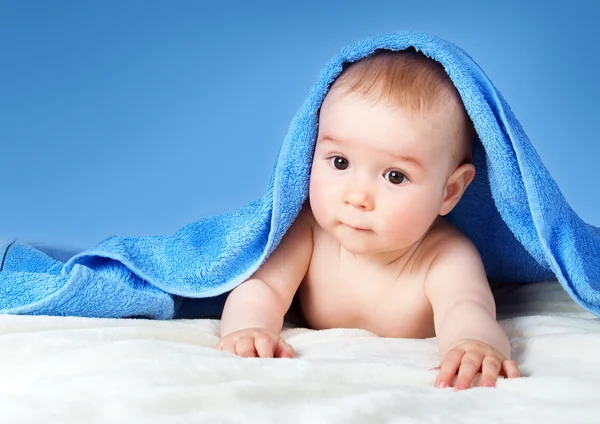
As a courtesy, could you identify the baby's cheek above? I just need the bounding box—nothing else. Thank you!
[385,208,435,243]
[309,177,332,222]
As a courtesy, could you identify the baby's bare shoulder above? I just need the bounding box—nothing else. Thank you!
[422,218,480,260]
[411,218,485,287]
[421,219,489,299]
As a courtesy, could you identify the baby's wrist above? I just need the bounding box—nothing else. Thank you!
[445,338,510,359]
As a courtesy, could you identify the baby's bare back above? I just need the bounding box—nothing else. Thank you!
[296,213,453,339]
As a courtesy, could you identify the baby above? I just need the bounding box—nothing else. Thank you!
[215,49,520,390]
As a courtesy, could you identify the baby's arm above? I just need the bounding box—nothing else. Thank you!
[424,239,519,389]
[216,206,313,358]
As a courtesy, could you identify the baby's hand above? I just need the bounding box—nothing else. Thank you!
[434,339,520,390]
[215,328,295,358]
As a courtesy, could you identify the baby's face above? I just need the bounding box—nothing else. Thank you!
[309,86,461,257]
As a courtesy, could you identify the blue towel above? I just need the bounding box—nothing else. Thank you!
[2,31,600,319]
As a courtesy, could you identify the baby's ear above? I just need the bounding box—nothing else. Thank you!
[439,164,476,216]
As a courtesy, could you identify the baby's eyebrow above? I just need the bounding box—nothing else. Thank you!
[385,152,424,170]
[319,136,340,145]
[319,136,424,170]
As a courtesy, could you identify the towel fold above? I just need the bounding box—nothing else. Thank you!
[2,31,599,319]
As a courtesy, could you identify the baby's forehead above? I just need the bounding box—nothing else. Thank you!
[322,98,469,169]
[328,51,474,164]
[326,85,463,134]
[319,104,460,166]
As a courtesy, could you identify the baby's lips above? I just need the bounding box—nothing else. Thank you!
[429,365,441,371]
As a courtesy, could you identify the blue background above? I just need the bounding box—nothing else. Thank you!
[1,0,598,249]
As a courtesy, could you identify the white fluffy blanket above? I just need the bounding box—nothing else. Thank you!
[1,281,599,423]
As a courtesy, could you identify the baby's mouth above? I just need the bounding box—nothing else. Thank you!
[344,223,371,232]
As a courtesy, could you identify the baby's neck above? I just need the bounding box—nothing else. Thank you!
[340,237,424,272]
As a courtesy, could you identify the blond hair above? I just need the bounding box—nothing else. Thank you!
[333,49,475,165]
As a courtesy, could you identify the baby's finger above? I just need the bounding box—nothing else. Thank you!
[235,336,258,358]
[436,348,464,389]
[501,360,520,379]
[216,339,236,355]
[275,338,295,358]
[254,335,275,358]
[479,355,502,387]
[455,353,484,390]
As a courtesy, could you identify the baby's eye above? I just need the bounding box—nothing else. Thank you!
[384,170,408,185]
[329,156,349,170]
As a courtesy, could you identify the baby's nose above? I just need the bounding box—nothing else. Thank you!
[344,190,374,211]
